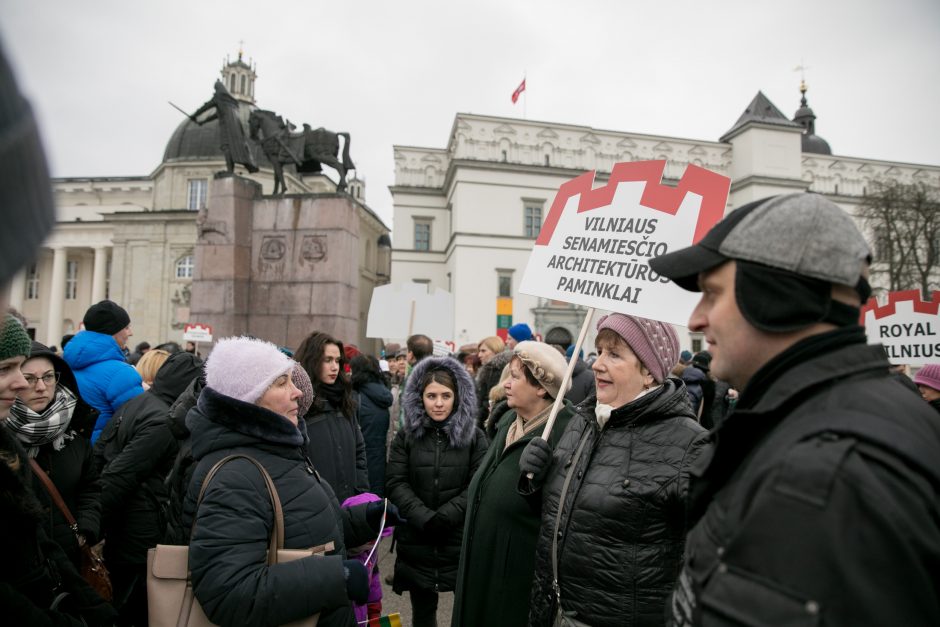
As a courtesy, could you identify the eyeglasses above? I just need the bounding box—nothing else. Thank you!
[23,372,60,388]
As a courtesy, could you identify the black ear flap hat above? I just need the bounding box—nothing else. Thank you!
[649,193,872,332]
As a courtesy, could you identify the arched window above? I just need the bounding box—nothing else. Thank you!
[176,254,194,279]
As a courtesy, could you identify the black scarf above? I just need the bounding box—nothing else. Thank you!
[318,377,348,412]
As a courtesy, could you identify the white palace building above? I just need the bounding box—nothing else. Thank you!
[390,85,940,351]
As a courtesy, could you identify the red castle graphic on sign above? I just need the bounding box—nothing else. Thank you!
[535,160,730,248]
[860,290,940,324]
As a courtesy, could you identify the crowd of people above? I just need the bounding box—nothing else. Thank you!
[1,44,938,627]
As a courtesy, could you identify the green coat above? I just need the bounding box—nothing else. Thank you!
[453,400,575,627]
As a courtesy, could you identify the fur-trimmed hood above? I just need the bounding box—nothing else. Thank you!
[403,356,477,448]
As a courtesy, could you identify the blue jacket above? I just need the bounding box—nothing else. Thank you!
[63,331,143,442]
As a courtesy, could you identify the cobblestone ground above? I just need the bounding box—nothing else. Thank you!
[372,535,455,627]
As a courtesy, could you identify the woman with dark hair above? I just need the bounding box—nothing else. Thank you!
[295,331,369,502]
[350,354,393,496]
[386,356,488,627]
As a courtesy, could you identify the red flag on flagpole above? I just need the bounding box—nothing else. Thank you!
[511,78,526,104]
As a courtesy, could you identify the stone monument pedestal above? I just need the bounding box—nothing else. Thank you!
[190,175,360,350]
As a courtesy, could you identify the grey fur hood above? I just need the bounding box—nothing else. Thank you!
[403,356,478,448]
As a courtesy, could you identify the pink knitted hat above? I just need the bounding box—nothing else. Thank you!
[595,314,679,383]
[205,336,295,404]
[914,364,940,392]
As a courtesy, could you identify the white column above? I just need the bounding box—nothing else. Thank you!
[46,246,67,347]
[91,246,109,303]
[8,267,26,312]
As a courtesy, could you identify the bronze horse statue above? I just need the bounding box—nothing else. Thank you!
[248,109,355,195]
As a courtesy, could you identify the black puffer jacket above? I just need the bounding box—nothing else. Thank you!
[355,380,393,497]
[183,387,375,627]
[386,357,488,593]
[94,352,202,566]
[474,350,512,430]
[303,398,369,503]
[163,375,204,544]
[524,381,708,627]
[564,357,595,406]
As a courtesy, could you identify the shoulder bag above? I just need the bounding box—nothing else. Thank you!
[28,457,113,602]
[147,454,332,627]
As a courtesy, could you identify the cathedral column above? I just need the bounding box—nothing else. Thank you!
[8,268,26,312]
[46,246,67,347]
[91,246,109,303]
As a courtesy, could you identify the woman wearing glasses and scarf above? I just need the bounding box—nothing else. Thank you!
[3,341,101,570]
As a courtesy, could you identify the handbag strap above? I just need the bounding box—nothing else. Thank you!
[28,457,79,530]
[192,454,285,565]
[551,430,592,611]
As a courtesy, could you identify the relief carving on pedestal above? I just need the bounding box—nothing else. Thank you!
[300,234,327,262]
[260,235,287,261]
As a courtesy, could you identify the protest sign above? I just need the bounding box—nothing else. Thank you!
[183,323,213,343]
[520,160,730,326]
[861,290,940,365]
[366,282,454,341]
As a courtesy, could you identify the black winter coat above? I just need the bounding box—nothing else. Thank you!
[355,380,393,497]
[303,398,369,503]
[672,330,940,626]
[386,357,488,593]
[163,375,203,545]
[564,357,595,406]
[94,352,202,566]
[29,436,100,569]
[0,428,116,627]
[474,350,512,430]
[183,386,376,627]
[524,381,708,627]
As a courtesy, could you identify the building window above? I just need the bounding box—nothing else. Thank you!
[176,254,194,279]
[524,205,543,238]
[240,74,246,94]
[414,220,431,251]
[105,257,111,300]
[65,260,78,300]
[229,74,236,92]
[26,264,39,299]
[497,270,513,298]
[188,179,208,211]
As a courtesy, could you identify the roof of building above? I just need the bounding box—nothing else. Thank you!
[720,91,802,142]
[792,83,832,155]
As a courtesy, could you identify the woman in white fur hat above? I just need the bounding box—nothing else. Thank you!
[181,336,403,627]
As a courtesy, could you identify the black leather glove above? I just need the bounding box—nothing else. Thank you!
[519,437,553,487]
[343,559,369,604]
[365,499,407,531]
[423,513,450,544]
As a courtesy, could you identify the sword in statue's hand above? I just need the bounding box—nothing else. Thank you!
[168,101,197,122]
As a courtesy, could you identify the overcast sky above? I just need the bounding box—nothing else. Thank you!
[1,0,937,228]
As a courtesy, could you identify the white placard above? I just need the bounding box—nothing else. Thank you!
[861,291,940,365]
[519,161,730,326]
[366,283,454,341]
[183,323,213,343]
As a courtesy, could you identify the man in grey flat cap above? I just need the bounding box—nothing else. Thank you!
[650,193,940,626]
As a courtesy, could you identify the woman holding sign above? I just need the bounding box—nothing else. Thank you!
[453,341,575,627]
[519,314,708,627]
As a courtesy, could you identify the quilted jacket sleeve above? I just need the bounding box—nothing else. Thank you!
[189,460,349,627]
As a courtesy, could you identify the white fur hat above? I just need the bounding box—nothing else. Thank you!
[205,336,295,404]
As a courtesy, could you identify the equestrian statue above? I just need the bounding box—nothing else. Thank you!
[249,109,355,195]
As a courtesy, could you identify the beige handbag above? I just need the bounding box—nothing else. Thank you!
[147,454,332,627]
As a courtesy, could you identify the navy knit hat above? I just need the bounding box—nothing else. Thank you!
[0,314,31,361]
[82,300,131,335]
